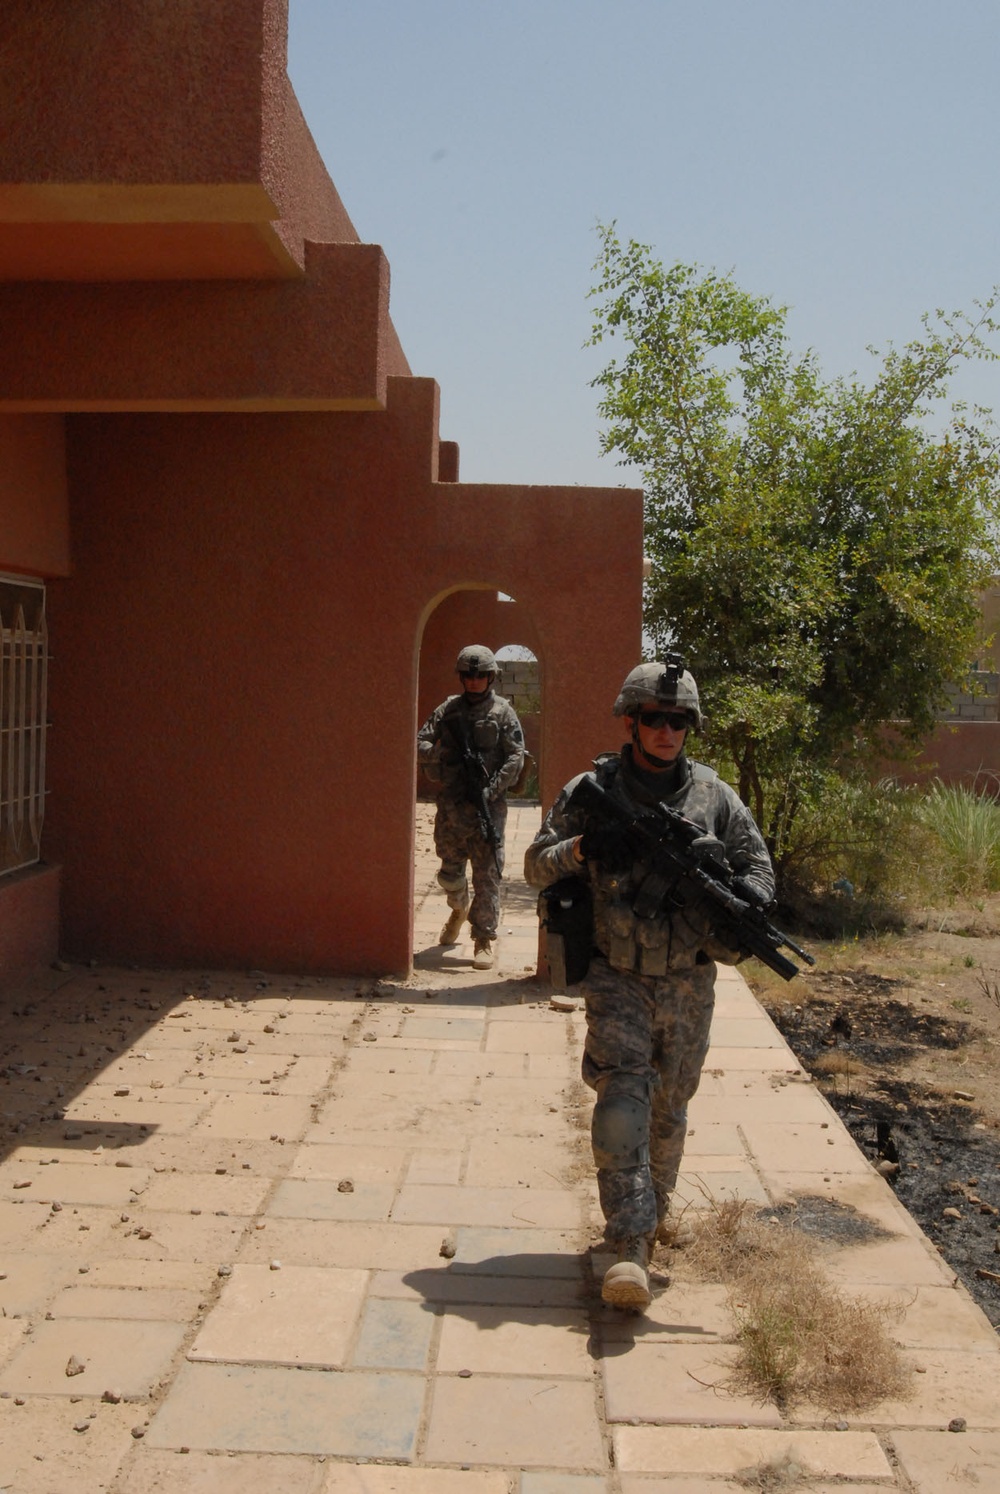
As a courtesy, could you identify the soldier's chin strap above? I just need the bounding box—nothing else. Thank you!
[630,717,680,771]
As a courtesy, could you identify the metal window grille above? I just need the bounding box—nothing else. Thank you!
[0,578,48,877]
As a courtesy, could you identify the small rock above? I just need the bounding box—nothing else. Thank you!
[73,1421,90,1433]
[131,1426,147,1439]
[217,1264,233,1277]
[337,1179,354,1193]
[549,995,580,1012]
[439,1239,456,1259]
[102,1388,123,1403]
[954,1090,975,1102]
[458,1368,472,1378]
[942,1207,963,1221]
[65,1355,86,1377]
[114,1087,130,1097]
[875,1159,900,1178]
[362,1033,377,1042]
[269,1260,281,1271]
[949,1417,967,1432]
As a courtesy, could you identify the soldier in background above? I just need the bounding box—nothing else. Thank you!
[418,645,525,970]
[524,659,774,1310]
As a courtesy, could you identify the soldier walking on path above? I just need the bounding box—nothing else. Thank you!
[524,658,775,1309]
[418,645,525,970]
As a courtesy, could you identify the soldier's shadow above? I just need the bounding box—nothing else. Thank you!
[401,1252,721,1355]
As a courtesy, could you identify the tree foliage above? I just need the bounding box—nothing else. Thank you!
[588,223,1000,859]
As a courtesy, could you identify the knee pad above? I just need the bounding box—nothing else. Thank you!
[591,1073,651,1171]
[437,868,469,897]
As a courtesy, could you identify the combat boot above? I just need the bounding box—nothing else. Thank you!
[601,1235,652,1311]
[655,1206,695,1249]
[472,939,494,970]
[439,907,466,946]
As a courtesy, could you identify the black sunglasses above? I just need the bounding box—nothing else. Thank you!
[638,709,689,731]
[460,670,489,680]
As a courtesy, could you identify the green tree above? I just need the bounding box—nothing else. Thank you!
[588,224,1000,865]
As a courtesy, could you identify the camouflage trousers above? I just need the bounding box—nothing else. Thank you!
[580,953,716,1241]
[434,795,507,942]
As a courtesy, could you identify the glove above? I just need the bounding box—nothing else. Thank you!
[578,822,634,870]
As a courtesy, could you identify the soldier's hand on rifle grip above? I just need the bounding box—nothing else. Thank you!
[689,833,727,867]
[578,822,634,871]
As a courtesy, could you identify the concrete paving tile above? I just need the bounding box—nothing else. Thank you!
[432,1049,526,1075]
[102,1133,285,1175]
[853,1282,1000,1350]
[99,1051,195,1086]
[0,1315,187,1397]
[49,1283,202,1320]
[323,1472,509,1494]
[0,1315,27,1366]
[451,1226,588,1278]
[485,1021,573,1054]
[404,1150,463,1185]
[62,1094,207,1130]
[676,1151,748,1174]
[596,1280,731,1343]
[820,1232,958,1289]
[619,1480,745,1493]
[613,1425,892,1478]
[797,1346,1000,1429]
[3,1162,150,1212]
[702,1045,801,1069]
[679,1121,743,1154]
[139,1169,271,1215]
[188,1263,367,1368]
[392,1183,580,1230]
[236,1219,448,1271]
[739,1120,874,1174]
[688,1088,835,1126]
[342,1046,435,1072]
[83,1257,216,1290]
[0,1397,139,1494]
[520,1478,607,1494]
[127,1447,326,1494]
[199,1093,315,1139]
[706,1018,786,1047]
[146,1361,425,1457]
[0,1253,80,1315]
[289,1142,408,1184]
[351,1296,437,1369]
[437,1304,592,1376]
[673,1169,771,1206]
[423,1374,604,1468]
[12,1200,119,1257]
[396,1016,484,1043]
[269,1177,395,1222]
[465,1135,577,1188]
[102,1208,247,1262]
[894,1428,1000,1492]
[602,1341,782,1426]
[528,1052,577,1077]
[761,1168,919,1229]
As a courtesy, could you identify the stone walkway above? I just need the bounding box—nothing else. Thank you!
[1,803,999,1492]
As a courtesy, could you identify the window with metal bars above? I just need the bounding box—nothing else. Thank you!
[0,576,48,877]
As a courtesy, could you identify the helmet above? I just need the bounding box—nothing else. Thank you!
[613,656,701,729]
[455,645,498,676]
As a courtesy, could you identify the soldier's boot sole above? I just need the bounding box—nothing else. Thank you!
[601,1259,652,1311]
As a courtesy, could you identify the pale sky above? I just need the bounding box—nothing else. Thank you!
[287,1,1000,490]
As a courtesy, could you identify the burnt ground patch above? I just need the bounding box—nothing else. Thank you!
[765,987,1000,1329]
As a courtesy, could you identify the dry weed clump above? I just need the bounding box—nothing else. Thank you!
[686,1199,912,1414]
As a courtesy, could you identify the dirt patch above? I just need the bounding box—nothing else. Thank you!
[747,896,1000,1331]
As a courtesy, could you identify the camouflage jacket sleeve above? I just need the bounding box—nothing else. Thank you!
[523,773,591,888]
[709,783,775,905]
[416,699,452,763]
[488,699,526,800]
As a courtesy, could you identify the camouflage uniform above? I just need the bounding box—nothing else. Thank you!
[418,689,525,942]
[524,746,774,1242]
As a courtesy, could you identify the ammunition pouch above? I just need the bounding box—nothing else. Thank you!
[538,877,594,989]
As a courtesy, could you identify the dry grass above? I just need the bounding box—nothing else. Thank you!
[734,1453,808,1491]
[686,1198,912,1414]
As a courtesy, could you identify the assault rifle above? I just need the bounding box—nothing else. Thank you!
[443,714,502,873]
[568,774,814,981]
